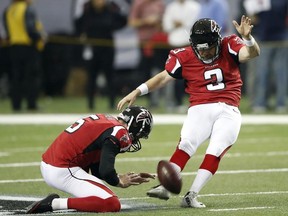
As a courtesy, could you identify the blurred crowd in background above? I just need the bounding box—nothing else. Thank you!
[0,0,287,113]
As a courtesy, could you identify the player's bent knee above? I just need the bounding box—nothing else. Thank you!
[206,144,232,158]
[178,138,197,156]
[103,196,121,212]
[90,196,121,212]
[68,196,121,212]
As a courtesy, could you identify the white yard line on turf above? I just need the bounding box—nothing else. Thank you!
[1,191,288,201]
[201,191,288,197]
[0,114,288,124]
[208,206,275,212]
[0,192,285,215]
[0,168,287,184]
[1,151,288,163]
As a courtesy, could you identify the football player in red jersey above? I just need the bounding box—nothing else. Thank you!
[26,106,155,214]
[117,16,260,207]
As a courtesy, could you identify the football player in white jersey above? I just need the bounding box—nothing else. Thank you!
[117,15,260,208]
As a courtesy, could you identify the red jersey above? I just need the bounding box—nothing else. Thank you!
[42,114,132,168]
[165,34,245,107]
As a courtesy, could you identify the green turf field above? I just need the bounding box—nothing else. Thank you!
[0,121,287,215]
[0,95,254,114]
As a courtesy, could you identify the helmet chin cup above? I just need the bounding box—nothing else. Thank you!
[127,137,142,152]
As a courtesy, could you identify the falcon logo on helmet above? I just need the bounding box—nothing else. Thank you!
[210,20,220,33]
[117,105,153,152]
[189,18,222,64]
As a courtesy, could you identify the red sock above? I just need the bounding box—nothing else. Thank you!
[68,196,120,212]
[199,146,232,174]
[199,154,220,174]
[169,148,190,171]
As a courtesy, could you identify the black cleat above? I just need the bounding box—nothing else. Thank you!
[26,193,60,214]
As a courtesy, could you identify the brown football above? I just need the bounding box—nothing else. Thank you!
[157,160,182,194]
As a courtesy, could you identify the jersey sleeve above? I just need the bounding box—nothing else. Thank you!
[111,125,132,152]
[98,126,132,186]
[222,34,245,64]
[165,48,187,79]
[226,34,245,53]
[98,139,120,186]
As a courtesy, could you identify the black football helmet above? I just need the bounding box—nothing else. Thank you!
[189,18,222,64]
[117,105,153,152]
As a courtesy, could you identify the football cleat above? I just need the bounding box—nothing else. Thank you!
[181,191,206,208]
[146,185,171,200]
[26,193,60,214]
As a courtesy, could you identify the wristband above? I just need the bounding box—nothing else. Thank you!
[136,83,149,96]
[242,36,255,47]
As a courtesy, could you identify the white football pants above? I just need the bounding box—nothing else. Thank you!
[40,161,114,199]
[178,102,242,157]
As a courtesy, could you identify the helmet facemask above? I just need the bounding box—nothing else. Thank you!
[190,18,222,64]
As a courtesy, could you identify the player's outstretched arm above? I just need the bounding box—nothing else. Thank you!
[233,15,260,62]
[117,70,174,110]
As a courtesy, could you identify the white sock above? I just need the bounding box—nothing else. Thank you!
[52,198,68,210]
[190,169,212,193]
[170,162,181,173]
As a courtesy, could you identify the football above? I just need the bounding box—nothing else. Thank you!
[157,160,182,194]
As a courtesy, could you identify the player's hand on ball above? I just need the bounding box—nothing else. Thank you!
[130,172,155,184]
[117,172,155,188]
[139,172,156,179]
[118,172,139,188]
